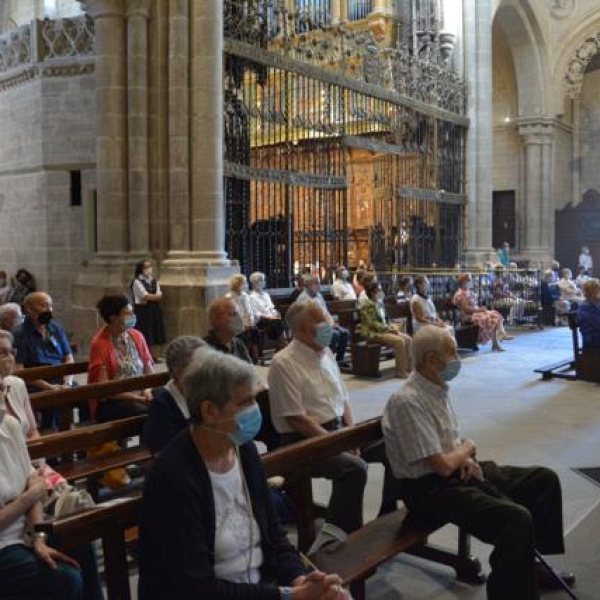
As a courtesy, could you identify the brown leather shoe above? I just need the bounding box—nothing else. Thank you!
[536,562,575,590]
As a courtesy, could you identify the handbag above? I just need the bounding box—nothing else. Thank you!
[51,482,95,518]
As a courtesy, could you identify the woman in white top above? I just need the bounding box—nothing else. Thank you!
[131,259,166,360]
[579,246,593,274]
[410,275,453,334]
[226,274,260,363]
[558,268,585,312]
[0,378,83,600]
[248,272,286,346]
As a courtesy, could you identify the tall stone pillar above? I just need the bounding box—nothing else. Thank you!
[159,0,237,337]
[572,98,581,205]
[518,119,555,266]
[331,0,341,24]
[87,0,128,254]
[126,0,151,253]
[462,0,494,266]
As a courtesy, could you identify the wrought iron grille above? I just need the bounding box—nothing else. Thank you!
[224,0,467,287]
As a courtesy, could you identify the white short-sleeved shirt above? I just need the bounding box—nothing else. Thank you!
[249,290,278,319]
[410,294,438,332]
[132,277,162,304]
[579,253,593,272]
[5,376,36,439]
[331,280,357,301]
[209,457,263,584]
[0,414,35,550]
[382,371,461,479]
[267,339,348,434]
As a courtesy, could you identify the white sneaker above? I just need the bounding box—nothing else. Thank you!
[308,522,347,555]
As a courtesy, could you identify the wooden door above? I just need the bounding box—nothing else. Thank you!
[493,191,516,249]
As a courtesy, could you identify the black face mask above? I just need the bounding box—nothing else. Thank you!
[37,311,53,326]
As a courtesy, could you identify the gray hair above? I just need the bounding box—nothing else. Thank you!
[411,325,455,368]
[249,271,265,286]
[0,329,14,345]
[302,273,318,287]
[285,298,322,332]
[183,348,257,424]
[0,303,21,329]
[165,336,207,375]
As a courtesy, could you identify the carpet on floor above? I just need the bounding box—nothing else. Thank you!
[573,467,600,487]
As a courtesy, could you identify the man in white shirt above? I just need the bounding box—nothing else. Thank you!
[297,275,348,363]
[331,266,357,301]
[248,272,285,347]
[383,326,573,598]
[268,300,397,548]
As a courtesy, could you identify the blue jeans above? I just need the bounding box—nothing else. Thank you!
[0,543,83,600]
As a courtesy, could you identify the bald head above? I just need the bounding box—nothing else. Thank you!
[23,292,53,325]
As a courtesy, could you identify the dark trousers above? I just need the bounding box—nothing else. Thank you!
[96,399,149,422]
[279,433,396,534]
[0,543,83,600]
[330,327,349,363]
[400,461,565,600]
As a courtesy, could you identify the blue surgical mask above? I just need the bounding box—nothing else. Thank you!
[123,316,137,330]
[441,359,461,382]
[228,403,263,446]
[314,322,333,348]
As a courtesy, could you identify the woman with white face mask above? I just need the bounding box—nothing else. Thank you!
[226,274,260,363]
[359,281,412,378]
[139,350,349,600]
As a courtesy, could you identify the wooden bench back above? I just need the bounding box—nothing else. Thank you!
[14,361,89,383]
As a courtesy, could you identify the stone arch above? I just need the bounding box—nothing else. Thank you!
[492,1,548,117]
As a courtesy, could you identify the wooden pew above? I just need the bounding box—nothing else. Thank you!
[38,419,484,600]
[13,361,89,383]
[29,372,170,430]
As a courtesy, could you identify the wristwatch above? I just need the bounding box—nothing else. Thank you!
[33,531,48,543]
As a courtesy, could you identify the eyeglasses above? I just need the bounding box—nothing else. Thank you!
[0,384,11,395]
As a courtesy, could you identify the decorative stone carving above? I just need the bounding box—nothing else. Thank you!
[550,0,575,21]
[565,34,600,97]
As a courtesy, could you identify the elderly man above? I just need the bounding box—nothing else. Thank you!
[268,300,397,550]
[248,271,286,348]
[0,302,23,332]
[383,326,572,599]
[14,292,76,429]
[297,274,349,364]
[204,297,252,364]
[143,336,207,453]
[331,266,357,301]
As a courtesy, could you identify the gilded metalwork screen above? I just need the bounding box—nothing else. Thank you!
[224,0,467,286]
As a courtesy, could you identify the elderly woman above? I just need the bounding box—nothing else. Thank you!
[139,349,347,600]
[248,272,286,348]
[143,336,207,453]
[226,274,260,362]
[410,276,453,335]
[0,374,83,600]
[453,273,509,352]
[0,302,23,333]
[0,330,103,599]
[360,281,412,378]
[577,279,600,349]
[88,294,154,423]
[558,268,585,313]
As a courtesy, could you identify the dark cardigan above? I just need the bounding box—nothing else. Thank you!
[142,386,188,453]
[138,431,305,600]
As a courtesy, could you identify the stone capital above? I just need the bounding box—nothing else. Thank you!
[79,0,125,19]
[517,118,556,145]
[125,0,153,19]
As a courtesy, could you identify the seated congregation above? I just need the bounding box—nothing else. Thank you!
[0,263,583,600]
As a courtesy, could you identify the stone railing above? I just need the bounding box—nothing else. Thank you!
[0,16,95,75]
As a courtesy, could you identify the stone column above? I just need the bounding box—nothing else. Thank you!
[518,119,555,265]
[166,0,190,256]
[126,0,151,253]
[189,0,227,263]
[331,0,341,24]
[85,0,128,254]
[462,0,494,266]
[572,97,581,205]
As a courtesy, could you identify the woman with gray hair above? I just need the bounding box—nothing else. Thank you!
[142,336,207,453]
[139,349,348,600]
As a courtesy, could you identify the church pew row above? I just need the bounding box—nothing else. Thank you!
[28,372,170,430]
[13,361,90,383]
[36,418,484,600]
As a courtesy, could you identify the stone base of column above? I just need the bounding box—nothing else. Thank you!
[159,254,239,339]
[71,253,152,355]
[462,247,497,268]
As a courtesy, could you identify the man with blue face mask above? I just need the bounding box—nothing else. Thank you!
[382,326,573,599]
[268,300,398,552]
